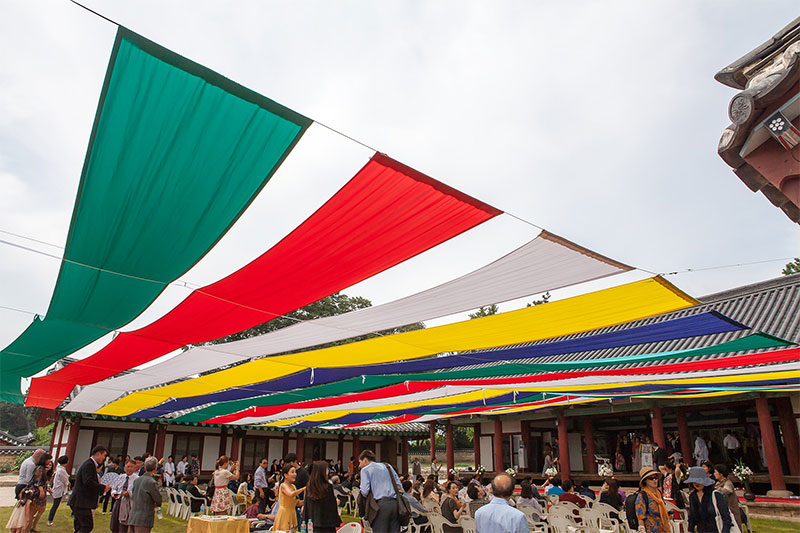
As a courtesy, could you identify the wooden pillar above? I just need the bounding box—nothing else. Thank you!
[146,423,157,454]
[64,418,81,474]
[584,418,597,474]
[282,433,289,459]
[473,424,481,469]
[429,423,437,462]
[520,420,532,472]
[230,430,242,462]
[353,435,361,460]
[493,418,503,472]
[676,410,692,465]
[755,395,786,492]
[557,411,570,480]
[445,422,455,473]
[338,434,344,463]
[296,433,305,464]
[218,427,228,458]
[777,397,800,475]
[651,405,666,448]
[401,438,409,476]
[154,424,167,458]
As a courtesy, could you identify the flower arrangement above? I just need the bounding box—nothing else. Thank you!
[732,460,753,482]
[544,467,558,478]
[598,463,614,477]
[448,468,457,475]
[505,467,517,477]
[475,465,486,476]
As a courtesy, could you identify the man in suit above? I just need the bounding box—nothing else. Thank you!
[68,445,111,532]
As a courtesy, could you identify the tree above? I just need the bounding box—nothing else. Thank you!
[527,292,551,307]
[782,258,800,276]
[468,304,498,319]
[0,402,36,436]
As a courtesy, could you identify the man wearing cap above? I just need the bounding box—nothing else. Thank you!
[686,466,733,533]
[634,467,671,533]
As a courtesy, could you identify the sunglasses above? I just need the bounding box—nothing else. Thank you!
[645,476,659,482]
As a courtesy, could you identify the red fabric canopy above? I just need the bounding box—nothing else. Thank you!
[203,346,800,424]
[27,153,500,407]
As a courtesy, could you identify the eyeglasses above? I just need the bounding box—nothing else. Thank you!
[645,476,659,482]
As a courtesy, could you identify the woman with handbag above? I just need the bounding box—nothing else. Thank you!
[686,466,735,533]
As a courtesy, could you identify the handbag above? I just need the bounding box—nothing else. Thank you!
[711,489,741,533]
[383,463,411,526]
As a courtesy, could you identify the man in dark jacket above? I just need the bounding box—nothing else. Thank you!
[128,457,163,533]
[68,445,111,532]
[653,442,669,468]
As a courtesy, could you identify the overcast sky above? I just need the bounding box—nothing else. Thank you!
[1,1,798,373]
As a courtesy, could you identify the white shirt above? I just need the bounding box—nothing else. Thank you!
[694,437,709,462]
[52,464,70,499]
[177,461,186,475]
[17,456,36,485]
[111,472,138,497]
[723,434,740,450]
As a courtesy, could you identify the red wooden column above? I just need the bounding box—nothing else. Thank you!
[445,422,455,473]
[584,418,597,474]
[493,418,503,472]
[675,410,692,465]
[146,423,157,454]
[296,433,306,463]
[473,424,481,469]
[230,430,242,462]
[755,395,786,492]
[521,420,532,472]
[154,424,167,458]
[338,434,345,463]
[218,427,228,458]
[777,397,800,475]
[64,418,81,474]
[429,423,437,462]
[651,405,666,448]
[282,433,289,458]
[352,435,361,460]
[557,411,571,480]
[401,438,409,476]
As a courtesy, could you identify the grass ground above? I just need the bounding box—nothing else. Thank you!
[0,505,793,532]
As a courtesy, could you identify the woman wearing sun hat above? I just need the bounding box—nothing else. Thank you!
[634,467,671,533]
[686,466,734,533]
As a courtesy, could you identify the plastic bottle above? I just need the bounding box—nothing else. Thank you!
[299,520,307,533]
[156,508,163,520]
[308,519,314,533]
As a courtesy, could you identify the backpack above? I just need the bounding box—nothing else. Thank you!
[624,490,648,530]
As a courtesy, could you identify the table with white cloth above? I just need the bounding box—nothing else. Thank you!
[187,515,250,533]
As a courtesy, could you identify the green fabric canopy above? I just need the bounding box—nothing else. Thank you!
[0,27,311,401]
[173,332,791,422]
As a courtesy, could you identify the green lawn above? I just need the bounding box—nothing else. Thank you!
[0,505,793,532]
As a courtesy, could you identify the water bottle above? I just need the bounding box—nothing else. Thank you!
[299,520,307,533]
[156,508,163,520]
[308,519,314,533]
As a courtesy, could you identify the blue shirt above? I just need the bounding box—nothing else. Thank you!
[547,486,565,496]
[475,498,528,533]
[359,461,400,500]
[254,466,268,489]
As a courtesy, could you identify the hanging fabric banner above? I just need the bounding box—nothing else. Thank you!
[95,276,699,416]
[27,153,501,407]
[63,230,633,413]
[2,27,312,402]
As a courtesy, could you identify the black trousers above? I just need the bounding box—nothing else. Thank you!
[371,498,400,533]
[100,490,112,512]
[48,497,63,523]
[72,506,94,533]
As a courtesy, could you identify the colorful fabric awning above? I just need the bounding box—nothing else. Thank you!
[93,277,698,416]
[191,332,789,424]
[63,230,633,413]
[1,27,312,402]
[26,153,501,408]
[128,310,747,419]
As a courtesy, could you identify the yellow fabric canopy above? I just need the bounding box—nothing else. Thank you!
[99,277,696,416]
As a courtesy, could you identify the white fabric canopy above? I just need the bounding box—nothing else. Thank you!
[65,231,630,413]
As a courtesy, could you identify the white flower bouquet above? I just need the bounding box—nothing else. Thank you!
[598,463,614,477]
[505,467,517,477]
[732,460,753,482]
[544,467,558,477]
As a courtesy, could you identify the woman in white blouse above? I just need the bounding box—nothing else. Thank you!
[47,455,70,526]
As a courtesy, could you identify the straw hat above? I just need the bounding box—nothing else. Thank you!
[639,467,661,486]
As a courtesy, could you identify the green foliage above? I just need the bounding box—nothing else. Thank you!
[782,258,800,275]
[14,450,32,470]
[32,423,53,446]
[0,401,36,435]
[468,304,498,319]
[408,424,474,452]
[527,292,551,306]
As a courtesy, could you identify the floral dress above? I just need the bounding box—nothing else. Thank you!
[210,468,233,514]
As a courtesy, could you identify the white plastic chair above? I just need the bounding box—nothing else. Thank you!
[166,488,179,516]
[337,522,364,532]
[185,491,207,518]
[458,515,477,533]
